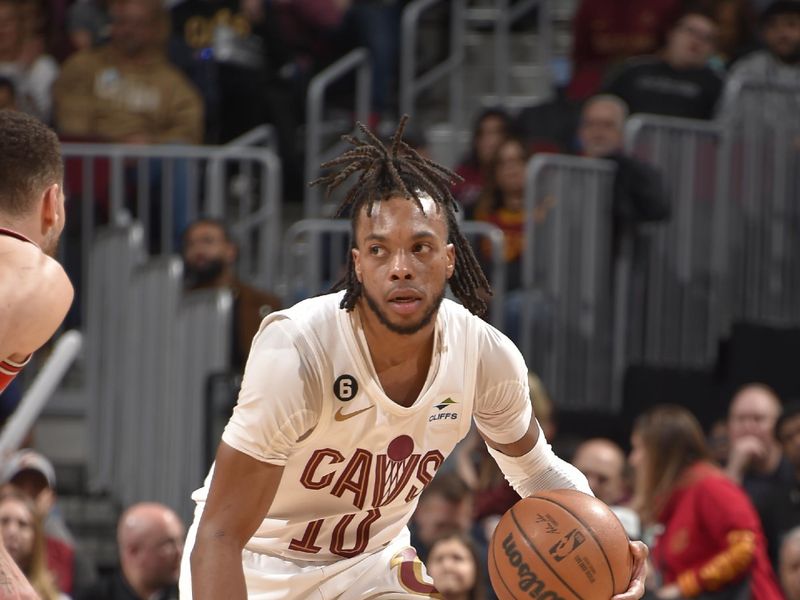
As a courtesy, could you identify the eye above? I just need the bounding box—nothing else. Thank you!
[369,245,385,257]
[412,242,432,254]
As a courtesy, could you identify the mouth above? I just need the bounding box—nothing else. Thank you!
[387,290,423,315]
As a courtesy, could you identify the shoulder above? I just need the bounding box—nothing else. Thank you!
[61,47,104,72]
[254,293,344,355]
[728,51,769,77]
[618,56,662,74]
[273,292,344,328]
[439,300,527,383]
[235,281,282,312]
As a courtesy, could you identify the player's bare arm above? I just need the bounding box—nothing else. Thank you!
[191,442,284,600]
[0,241,73,362]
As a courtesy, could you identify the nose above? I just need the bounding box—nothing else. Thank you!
[389,250,414,280]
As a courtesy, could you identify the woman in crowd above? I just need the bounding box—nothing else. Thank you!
[426,530,485,600]
[0,489,65,600]
[453,108,513,215]
[630,405,782,599]
[472,136,530,292]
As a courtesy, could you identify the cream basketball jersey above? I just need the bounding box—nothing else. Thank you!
[191,292,530,562]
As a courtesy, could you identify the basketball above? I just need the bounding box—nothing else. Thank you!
[488,489,633,600]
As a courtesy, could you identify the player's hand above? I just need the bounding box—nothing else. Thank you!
[655,583,682,598]
[726,436,766,480]
[611,540,649,600]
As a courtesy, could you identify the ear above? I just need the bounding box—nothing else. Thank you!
[445,243,455,279]
[39,184,61,235]
[352,247,363,283]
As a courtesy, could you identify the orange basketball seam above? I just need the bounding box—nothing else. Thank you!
[489,536,521,600]
[508,507,585,600]
[528,496,620,595]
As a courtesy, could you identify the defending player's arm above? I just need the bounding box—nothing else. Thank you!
[191,318,322,600]
[0,243,73,391]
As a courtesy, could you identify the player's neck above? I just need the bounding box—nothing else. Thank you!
[0,215,40,246]
[357,305,435,373]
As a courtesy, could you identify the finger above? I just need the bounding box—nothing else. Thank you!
[611,576,645,600]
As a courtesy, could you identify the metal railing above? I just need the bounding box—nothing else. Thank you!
[520,154,618,411]
[485,0,552,102]
[718,79,800,127]
[304,48,372,217]
[716,110,800,331]
[61,142,282,323]
[0,331,83,457]
[86,225,146,492]
[85,224,232,517]
[400,0,466,133]
[224,124,278,151]
[624,115,723,367]
[280,218,508,330]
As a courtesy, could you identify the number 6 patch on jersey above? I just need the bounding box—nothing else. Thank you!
[334,374,359,401]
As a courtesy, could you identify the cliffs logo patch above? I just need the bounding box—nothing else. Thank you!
[430,397,458,422]
[435,397,456,411]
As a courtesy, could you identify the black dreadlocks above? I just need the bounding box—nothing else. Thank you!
[310,115,492,316]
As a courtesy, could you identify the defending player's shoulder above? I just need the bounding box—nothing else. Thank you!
[0,240,74,360]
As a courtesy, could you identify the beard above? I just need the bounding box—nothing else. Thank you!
[184,258,226,287]
[42,230,61,258]
[361,283,446,336]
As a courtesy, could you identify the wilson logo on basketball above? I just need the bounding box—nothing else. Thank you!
[501,533,566,600]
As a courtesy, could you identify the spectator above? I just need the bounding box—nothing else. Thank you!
[756,399,800,567]
[604,8,724,120]
[169,0,303,196]
[67,0,110,52]
[473,137,530,293]
[453,108,512,215]
[76,502,183,600]
[572,438,630,505]
[578,94,670,255]
[718,0,800,119]
[426,530,486,600]
[630,404,782,599]
[2,449,96,596]
[711,0,759,66]
[0,489,65,600]
[0,0,58,122]
[409,472,477,565]
[568,0,685,101]
[345,0,402,122]
[572,438,640,539]
[781,526,800,600]
[707,417,730,466]
[182,218,282,371]
[54,0,204,145]
[0,74,15,110]
[725,383,794,507]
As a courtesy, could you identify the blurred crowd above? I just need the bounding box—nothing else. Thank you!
[1,0,799,598]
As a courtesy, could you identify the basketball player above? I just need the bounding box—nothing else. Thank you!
[184,118,648,599]
[0,111,74,598]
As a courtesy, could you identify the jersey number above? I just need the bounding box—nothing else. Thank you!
[333,374,358,401]
[288,508,381,558]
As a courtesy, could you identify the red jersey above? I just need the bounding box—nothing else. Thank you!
[0,227,36,393]
[654,462,783,599]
